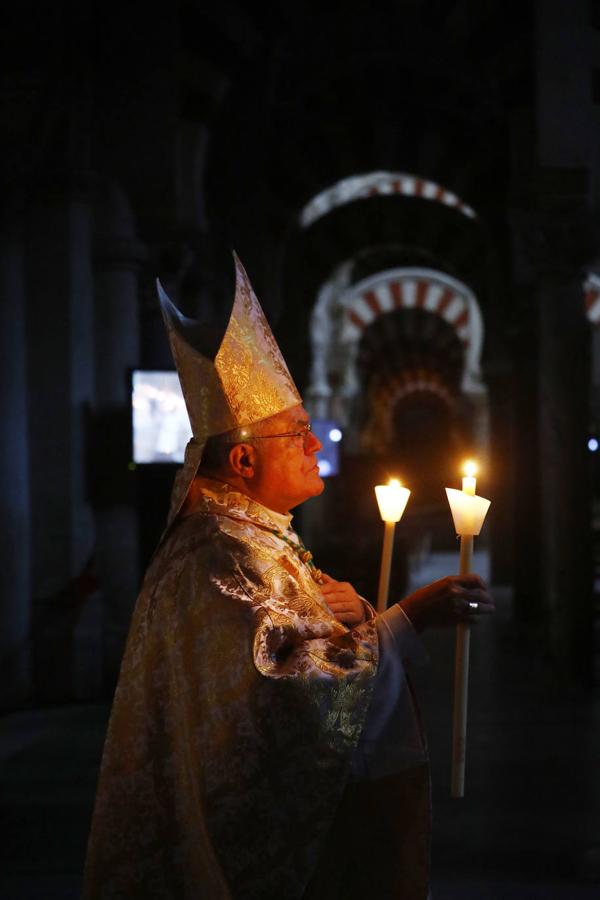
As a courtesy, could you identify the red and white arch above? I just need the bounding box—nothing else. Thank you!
[377,369,456,407]
[300,171,477,228]
[343,275,469,341]
[340,268,484,393]
[361,369,457,453]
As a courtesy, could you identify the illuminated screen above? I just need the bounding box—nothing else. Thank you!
[132,370,191,464]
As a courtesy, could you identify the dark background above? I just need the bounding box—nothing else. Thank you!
[1,1,599,897]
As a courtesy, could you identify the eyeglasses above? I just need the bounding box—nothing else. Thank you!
[249,423,313,444]
[225,423,313,445]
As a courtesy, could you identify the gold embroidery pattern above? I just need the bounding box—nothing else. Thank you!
[216,254,301,426]
[84,481,379,900]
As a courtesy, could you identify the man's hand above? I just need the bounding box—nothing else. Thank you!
[320,573,366,626]
[399,575,495,633]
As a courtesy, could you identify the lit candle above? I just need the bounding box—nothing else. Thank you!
[462,459,477,496]
[374,479,411,613]
[445,461,491,799]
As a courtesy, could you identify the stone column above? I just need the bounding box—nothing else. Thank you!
[513,196,594,682]
[26,178,97,700]
[508,285,543,621]
[94,182,146,691]
[483,363,514,587]
[0,219,31,707]
[538,222,593,683]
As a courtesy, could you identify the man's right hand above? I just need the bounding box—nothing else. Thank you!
[398,575,495,633]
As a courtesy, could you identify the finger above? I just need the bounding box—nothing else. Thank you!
[320,580,342,593]
[455,574,486,590]
[461,597,494,617]
[326,600,362,614]
[320,584,343,596]
[326,597,360,610]
[326,598,359,611]
[322,585,353,595]
[462,587,494,605]
[466,590,495,612]
[332,606,363,621]
[320,572,335,584]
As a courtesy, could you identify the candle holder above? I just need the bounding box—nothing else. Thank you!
[374,479,411,613]
[445,463,491,798]
[445,489,491,537]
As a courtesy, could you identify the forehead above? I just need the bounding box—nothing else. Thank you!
[281,405,309,425]
[265,404,308,430]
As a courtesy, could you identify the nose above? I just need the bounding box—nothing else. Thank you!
[305,429,322,453]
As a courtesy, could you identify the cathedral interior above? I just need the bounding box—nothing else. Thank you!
[2,0,600,897]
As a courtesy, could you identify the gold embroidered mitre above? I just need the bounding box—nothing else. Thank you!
[157,251,301,525]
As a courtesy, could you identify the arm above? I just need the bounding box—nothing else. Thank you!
[321,572,495,632]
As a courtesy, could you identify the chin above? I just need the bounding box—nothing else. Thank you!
[308,471,325,496]
[291,473,325,509]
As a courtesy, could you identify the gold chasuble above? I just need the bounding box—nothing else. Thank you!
[85,254,431,898]
[84,479,382,899]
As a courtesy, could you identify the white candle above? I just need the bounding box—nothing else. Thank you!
[374,479,411,613]
[445,461,491,799]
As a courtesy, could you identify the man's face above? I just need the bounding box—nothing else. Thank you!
[249,405,324,513]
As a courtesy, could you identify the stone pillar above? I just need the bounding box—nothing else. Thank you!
[538,230,592,683]
[93,182,146,691]
[26,179,97,700]
[0,221,31,707]
[483,364,514,587]
[513,196,594,682]
[508,285,543,621]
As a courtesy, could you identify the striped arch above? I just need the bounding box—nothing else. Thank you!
[299,171,477,228]
[378,369,456,407]
[341,268,484,392]
[361,370,456,453]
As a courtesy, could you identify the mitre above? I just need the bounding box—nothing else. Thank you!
[157,251,301,526]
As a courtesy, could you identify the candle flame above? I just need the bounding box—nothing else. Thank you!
[463,460,477,478]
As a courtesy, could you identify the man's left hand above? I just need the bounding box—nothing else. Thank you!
[320,573,366,626]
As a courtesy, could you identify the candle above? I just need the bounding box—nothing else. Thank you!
[445,461,491,799]
[374,479,411,613]
[462,459,477,496]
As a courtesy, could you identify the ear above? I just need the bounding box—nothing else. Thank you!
[228,442,257,478]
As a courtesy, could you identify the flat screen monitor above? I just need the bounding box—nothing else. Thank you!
[132,370,191,464]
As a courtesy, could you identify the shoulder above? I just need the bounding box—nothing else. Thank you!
[147,509,280,589]
[143,509,332,622]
